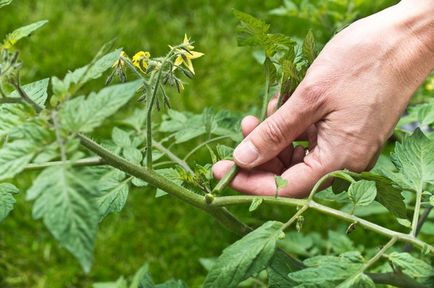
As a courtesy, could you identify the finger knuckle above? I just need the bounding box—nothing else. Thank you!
[262,118,287,145]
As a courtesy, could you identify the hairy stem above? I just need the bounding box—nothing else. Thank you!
[77,133,251,235]
[403,206,432,252]
[152,140,193,173]
[210,196,434,253]
[410,186,423,237]
[212,165,238,194]
[24,157,104,170]
[0,97,24,105]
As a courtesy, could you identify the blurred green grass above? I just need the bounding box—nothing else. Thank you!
[0,0,400,287]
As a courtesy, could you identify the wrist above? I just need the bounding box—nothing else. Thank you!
[395,0,434,54]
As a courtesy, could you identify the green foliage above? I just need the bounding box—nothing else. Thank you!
[0,183,18,222]
[2,20,48,49]
[27,166,100,272]
[93,262,188,288]
[59,80,142,133]
[1,1,433,288]
[203,221,283,287]
[385,129,434,192]
[388,252,434,279]
[348,180,377,213]
[287,252,366,287]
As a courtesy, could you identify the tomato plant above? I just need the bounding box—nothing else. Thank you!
[1,0,433,287]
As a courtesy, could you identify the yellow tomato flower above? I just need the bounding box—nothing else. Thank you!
[173,34,204,75]
[112,51,128,68]
[132,51,151,73]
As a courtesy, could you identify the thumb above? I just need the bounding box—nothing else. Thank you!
[233,85,326,169]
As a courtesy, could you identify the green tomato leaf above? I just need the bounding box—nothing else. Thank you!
[10,78,50,107]
[122,147,143,165]
[288,253,363,287]
[112,127,132,148]
[302,30,316,64]
[2,20,48,48]
[249,198,263,212]
[51,48,122,103]
[267,250,300,287]
[27,166,99,273]
[203,221,283,288]
[59,80,141,133]
[97,170,130,221]
[388,252,434,278]
[388,129,434,192]
[348,180,377,209]
[0,183,19,222]
[339,273,375,288]
[0,140,40,181]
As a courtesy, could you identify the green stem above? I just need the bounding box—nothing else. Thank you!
[77,133,251,236]
[0,97,24,105]
[183,135,232,161]
[281,205,308,230]
[410,185,423,237]
[212,165,238,194]
[210,196,434,253]
[337,237,398,288]
[260,74,270,121]
[152,140,193,173]
[24,157,104,170]
[366,272,427,288]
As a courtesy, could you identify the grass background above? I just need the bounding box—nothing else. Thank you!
[0,0,409,287]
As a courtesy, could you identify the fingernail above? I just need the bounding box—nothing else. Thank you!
[234,140,259,165]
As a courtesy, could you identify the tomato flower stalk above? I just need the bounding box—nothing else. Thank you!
[112,35,203,169]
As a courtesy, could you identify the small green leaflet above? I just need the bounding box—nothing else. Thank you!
[288,253,364,287]
[27,166,99,273]
[97,170,130,221]
[0,0,13,8]
[51,48,122,103]
[327,230,355,254]
[249,198,263,212]
[2,20,48,49]
[274,175,288,198]
[388,252,434,278]
[112,127,132,148]
[338,273,375,288]
[302,30,316,64]
[10,78,50,107]
[348,180,377,212]
[155,168,182,198]
[387,129,434,192]
[122,147,143,165]
[267,250,300,287]
[203,221,283,288]
[59,80,141,133]
[0,140,39,181]
[0,183,19,222]
[233,10,293,57]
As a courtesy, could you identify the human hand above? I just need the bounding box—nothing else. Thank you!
[213,0,434,197]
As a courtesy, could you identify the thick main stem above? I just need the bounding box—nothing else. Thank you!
[78,133,251,236]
